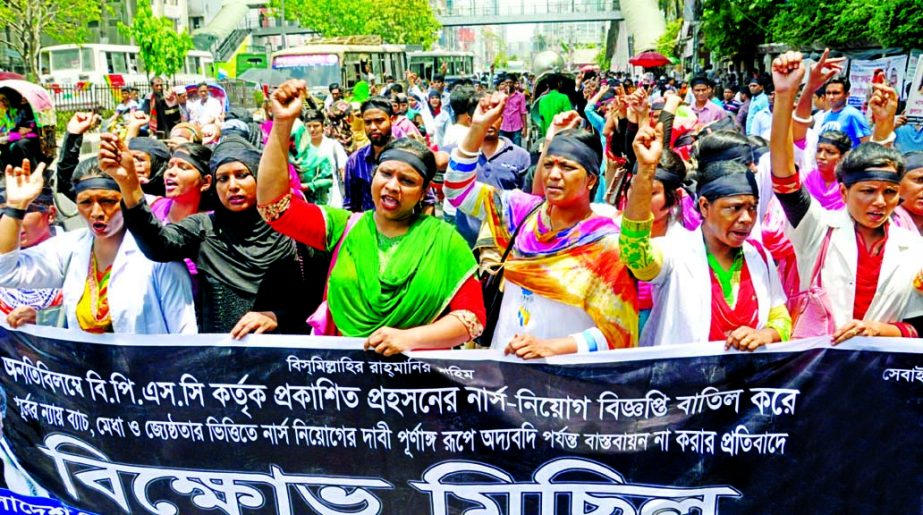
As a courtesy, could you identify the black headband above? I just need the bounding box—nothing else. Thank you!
[546,135,600,176]
[128,137,170,161]
[903,154,923,174]
[698,145,754,168]
[173,150,210,177]
[209,146,262,177]
[378,148,433,182]
[698,172,759,201]
[74,176,120,194]
[817,135,850,154]
[841,167,901,188]
[631,160,684,190]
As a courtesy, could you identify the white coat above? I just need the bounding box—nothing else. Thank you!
[0,229,196,334]
[786,201,923,328]
[641,227,788,346]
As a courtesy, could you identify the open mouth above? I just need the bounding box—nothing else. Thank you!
[227,195,247,206]
[380,195,400,211]
[92,222,108,233]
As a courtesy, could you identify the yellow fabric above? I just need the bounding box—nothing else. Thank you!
[76,255,113,334]
[766,304,793,342]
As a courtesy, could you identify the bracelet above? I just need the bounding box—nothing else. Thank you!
[456,146,479,158]
[791,113,813,125]
[2,206,27,220]
[870,131,896,145]
[256,192,292,223]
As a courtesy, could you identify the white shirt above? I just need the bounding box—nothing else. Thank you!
[316,137,348,208]
[491,283,597,350]
[187,96,223,125]
[786,201,923,328]
[642,227,788,346]
[0,229,197,334]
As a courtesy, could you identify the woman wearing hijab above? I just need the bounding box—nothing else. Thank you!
[770,51,923,343]
[621,124,791,349]
[99,134,322,337]
[257,80,484,355]
[0,159,196,334]
[446,96,638,358]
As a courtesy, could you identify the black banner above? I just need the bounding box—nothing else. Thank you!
[0,326,922,514]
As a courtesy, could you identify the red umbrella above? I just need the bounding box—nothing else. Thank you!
[628,51,671,68]
[0,72,25,80]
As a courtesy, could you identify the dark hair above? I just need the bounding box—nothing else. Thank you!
[814,86,826,98]
[658,148,688,208]
[818,130,852,155]
[449,86,478,122]
[432,74,445,82]
[696,160,751,196]
[72,157,104,184]
[836,142,904,184]
[826,77,850,93]
[694,130,754,167]
[389,83,404,95]
[197,82,208,89]
[360,97,394,116]
[329,82,340,92]
[379,137,437,187]
[174,142,213,165]
[738,87,751,100]
[303,108,326,124]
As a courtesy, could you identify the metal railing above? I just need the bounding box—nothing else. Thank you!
[46,81,258,113]
[436,0,616,17]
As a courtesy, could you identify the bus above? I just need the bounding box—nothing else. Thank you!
[407,50,475,82]
[270,38,407,98]
[38,44,213,86]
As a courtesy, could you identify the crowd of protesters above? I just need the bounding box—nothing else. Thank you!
[0,48,921,359]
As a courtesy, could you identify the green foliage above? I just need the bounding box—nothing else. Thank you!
[700,0,776,61]
[121,2,193,79]
[278,0,440,47]
[868,0,923,49]
[769,0,872,48]
[0,0,101,80]
[656,19,683,60]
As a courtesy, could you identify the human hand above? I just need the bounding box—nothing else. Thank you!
[471,91,508,127]
[632,122,664,167]
[127,110,150,129]
[663,91,682,111]
[503,333,570,359]
[771,51,806,95]
[627,87,650,122]
[831,319,882,345]
[271,79,308,122]
[807,48,846,89]
[202,123,221,145]
[896,114,908,128]
[725,326,774,352]
[6,306,37,328]
[868,83,898,122]
[230,311,278,339]
[546,110,582,141]
[364,326,417,357]
[97,133,138,189]
[67,112,101,135]
[3,159,45,209]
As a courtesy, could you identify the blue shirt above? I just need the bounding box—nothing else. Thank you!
[819,106,871,147]
[448,137,531,246]
[746,92,769,135]
[343,144,377,212]
[895,123,923,153]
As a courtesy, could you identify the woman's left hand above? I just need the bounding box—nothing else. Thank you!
[725,326,774,352]
[6,306,37,328]
[504,334,569,360]
[832,319,881,345]
[230,311,278,340]
[365,327,417,357]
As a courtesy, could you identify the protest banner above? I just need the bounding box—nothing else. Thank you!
[905,55,923,125]
[1,325,922,514]
[847,55,909,110]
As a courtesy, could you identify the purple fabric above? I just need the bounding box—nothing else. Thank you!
[391,115,422,139]
[501,91,527,133]
[802,168,845,211]
[691,101,727,126]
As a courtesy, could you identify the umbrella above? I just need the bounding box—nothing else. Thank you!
[629,51,671,68]
[237,68,293,87]
[185,82,230,113]
[0,72,25,80]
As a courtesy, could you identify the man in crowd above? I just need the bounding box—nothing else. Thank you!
[736,86,751,130]
[390,94,422,140]
[895,113,923,153]
[324,83,343,110]
[141,76,181,137]
[113,86,139,125]
[746,75,769,135]
[187,82,224,126]
[817,77,870,147]
[538,77,572,137]
[430,73,453,119]
[443,86,479,149]
[689,76,727,126]
[721,84,741,117]
[174,86,189,122]
[499,75,528,146]
[343,98,394,212]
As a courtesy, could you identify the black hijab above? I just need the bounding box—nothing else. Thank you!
[196,139,295,296]
[129,137,170,197]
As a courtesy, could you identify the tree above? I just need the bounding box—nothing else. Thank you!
[121,1,194,80]
[700,0,777,64]
[869,0,923,49]
[279,0,440,47]
[0,0,101,80]
[656,19,683,61]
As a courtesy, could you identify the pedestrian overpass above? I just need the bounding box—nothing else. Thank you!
[436,0,623,27]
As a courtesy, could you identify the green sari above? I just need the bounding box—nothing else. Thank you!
[324,208,476,337]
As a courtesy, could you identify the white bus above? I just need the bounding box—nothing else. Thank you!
[38,44,213,86]
[271,39,407,98]
[408,50,475,82]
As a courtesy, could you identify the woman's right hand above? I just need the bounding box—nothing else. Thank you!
[632,122,664,168]
[7,306,37,328]
[97,133,138,190]
[546,110,582,142]
[66,112,101,135]
[4,159,45,209]
[271,80,307,123]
